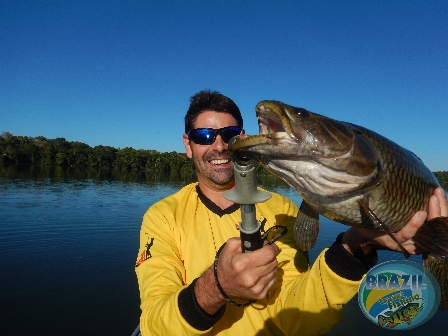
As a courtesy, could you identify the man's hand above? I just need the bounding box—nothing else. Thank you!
[217,238,279,300]
[194,238,279,315]
[342,187,448,257]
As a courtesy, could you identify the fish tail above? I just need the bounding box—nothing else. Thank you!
[413,217,448,256]
[423,254,448,310]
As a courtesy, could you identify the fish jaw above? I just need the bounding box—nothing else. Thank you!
[230,100,381,198]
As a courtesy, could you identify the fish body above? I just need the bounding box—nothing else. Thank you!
[377,303,423,328]
[230,100,448,309]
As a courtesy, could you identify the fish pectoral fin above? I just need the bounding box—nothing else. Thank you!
[413,217,448,256]
[402,316,411,325]
[423,253,448,310]
[293,200,320,251]
[357,198,411,259]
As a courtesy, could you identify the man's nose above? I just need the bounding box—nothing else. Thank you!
[211,134,226,152]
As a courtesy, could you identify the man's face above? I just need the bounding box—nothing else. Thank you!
[182,111,240,191]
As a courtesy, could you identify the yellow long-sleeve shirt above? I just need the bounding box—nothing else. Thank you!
[135,183,366,335]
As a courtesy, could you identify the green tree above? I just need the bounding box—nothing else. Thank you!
[145,150,161,171]
[67,141,91,166]
[89,145,117,167]
[114,147,146,169]
[55,152,68,165]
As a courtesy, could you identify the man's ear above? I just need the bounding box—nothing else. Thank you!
[182,134,192,158]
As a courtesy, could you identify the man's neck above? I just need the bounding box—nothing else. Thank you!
[197,182,235,210]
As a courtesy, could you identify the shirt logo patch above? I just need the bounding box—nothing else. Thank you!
[135,237,154,267]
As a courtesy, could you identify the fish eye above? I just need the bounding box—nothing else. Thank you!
[295,108,310,117]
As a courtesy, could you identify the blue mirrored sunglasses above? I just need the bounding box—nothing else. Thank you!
[188,126,243,145]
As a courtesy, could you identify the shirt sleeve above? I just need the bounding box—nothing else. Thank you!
[135,202,213,336]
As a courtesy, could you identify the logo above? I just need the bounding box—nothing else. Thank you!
[135,236,154,267]
[358,260,441,330]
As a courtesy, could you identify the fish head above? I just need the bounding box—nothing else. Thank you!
[230,100,381,198]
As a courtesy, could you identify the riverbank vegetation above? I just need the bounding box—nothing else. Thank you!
[0,132,194,171]
[1,132,447,186]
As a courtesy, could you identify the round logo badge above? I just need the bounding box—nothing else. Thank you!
[358,260,441,330]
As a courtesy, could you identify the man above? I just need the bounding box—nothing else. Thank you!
[135,90,447,335]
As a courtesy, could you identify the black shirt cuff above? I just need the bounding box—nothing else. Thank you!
[325,232,378,281]
[178,278,225,330]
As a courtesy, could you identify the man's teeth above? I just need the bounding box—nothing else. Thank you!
[210,159,230,165]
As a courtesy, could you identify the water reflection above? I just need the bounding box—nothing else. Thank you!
[0,163,198,186]
[1,163,447,336]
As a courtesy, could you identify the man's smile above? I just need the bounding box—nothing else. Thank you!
[209,158,231,165]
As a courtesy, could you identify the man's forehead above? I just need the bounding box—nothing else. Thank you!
[193,111,238,128]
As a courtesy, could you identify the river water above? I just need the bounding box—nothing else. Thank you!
[0,164,447,336]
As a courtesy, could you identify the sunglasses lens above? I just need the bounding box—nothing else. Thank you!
[189,126,242,145]
[189,129,216,145]
[221,126,242,143]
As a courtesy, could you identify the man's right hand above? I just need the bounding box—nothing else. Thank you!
[218,238,280,300]
[194,237,279,315]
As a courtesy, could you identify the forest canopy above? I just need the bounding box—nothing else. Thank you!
[0,132,194,171]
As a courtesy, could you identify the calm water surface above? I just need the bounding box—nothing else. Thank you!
[0,165,447,336]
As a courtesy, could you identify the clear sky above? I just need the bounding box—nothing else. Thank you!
[1,1,447,171]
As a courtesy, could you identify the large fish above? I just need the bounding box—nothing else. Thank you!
[230,100,448,309]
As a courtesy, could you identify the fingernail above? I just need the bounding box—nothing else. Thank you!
[433,195,440,206]
[417,211,427,220]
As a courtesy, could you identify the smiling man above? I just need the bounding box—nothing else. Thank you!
[134,90,448,336]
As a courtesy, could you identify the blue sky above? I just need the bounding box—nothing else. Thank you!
[1,1,447,171]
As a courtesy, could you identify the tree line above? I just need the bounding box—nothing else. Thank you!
[0,132,194,171]
[1,132,447,186]
[434,171,448,187]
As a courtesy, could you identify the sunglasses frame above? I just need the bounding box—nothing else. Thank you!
[188,126,243,145]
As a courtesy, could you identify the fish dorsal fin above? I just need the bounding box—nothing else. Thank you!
[293,200,320,251]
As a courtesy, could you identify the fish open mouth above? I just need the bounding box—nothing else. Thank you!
[258,108,286,135]
[228,101,304,158]
[256,102,299,142]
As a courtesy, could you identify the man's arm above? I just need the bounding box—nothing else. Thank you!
[136,204,207,336]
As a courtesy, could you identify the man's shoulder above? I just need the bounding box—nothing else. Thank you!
[151,182,198,208]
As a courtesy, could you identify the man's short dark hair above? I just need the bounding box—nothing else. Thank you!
[184,90,243,133]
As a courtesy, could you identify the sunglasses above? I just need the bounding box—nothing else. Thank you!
[188,126,243,145]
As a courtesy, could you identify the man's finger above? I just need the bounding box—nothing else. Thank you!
[393,211,426,243]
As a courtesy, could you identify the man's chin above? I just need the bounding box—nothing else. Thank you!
[207,170,234,186]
